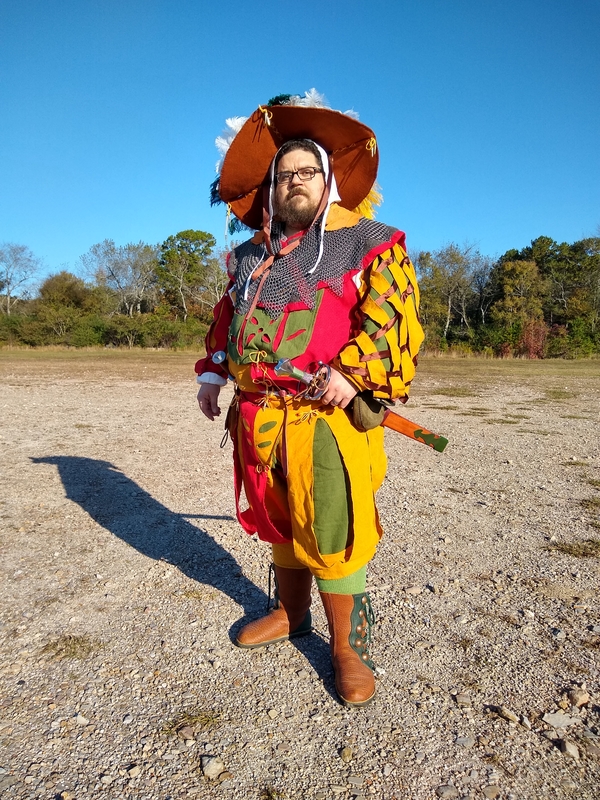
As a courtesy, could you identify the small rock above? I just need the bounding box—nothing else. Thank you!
[127,765,141,777]
[383,764,394,776]
[0,776,18,790]
[177,725,195,741]
[586,744,600,757]
[487,768,501,784]
[455,693,472,708]
[543,712,578,728]
[552,628,566,641]
[201,756,225,780]
[560,780,578,790]
[482,787,501,799]
[339,746,353,763]
[59,793,74,800]
[267,708,278,719]
[75,714,89,726]
[455,735,476,748]
[122,714,133,724]
[415,750,426,763]
[496,706,519,723]
[559,739,579,760]
[218,771,234,782]
[454,615,468,625]
[405,585,422,595]
[435,785,458,799]
[590,625,600,634]
[520,714,532,730]
[568,688,590,708]
[100,774,114,784]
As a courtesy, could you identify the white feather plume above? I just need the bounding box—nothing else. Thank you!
[215,116,247,172]
[289,88,329,108]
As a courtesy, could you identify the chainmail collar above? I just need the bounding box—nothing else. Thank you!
[229,216,397,320]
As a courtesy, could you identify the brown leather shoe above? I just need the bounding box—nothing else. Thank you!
[320,592,376,707]
[235,565,313,648]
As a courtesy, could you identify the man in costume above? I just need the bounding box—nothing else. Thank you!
[196,91,424,707]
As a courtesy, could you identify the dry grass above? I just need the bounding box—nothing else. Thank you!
[581,497,600,511]
[587,479,600,489]
[428,387,478,398]
[41,634,102,660]
[561,461,589,467]
[544,389,578,400]
[260,787,287,800]
[545,539,600,558]
[0,348,196,383]
[162,708,222,736]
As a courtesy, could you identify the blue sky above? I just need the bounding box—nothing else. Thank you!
[1,0,599,280]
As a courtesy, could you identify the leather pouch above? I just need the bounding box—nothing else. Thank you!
[350,391,386,432]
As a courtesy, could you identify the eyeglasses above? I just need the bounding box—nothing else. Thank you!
[274,167,323,185]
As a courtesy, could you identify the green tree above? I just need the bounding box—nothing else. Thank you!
[490,260,546,327]
[156,230,216,321]
[416,243,481,339]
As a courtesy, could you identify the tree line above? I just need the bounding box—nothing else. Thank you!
[0,231,228,349]
[1,231,599,357]
[416,235,600,358]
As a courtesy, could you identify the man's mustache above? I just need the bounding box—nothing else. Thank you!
[286,188,309,200]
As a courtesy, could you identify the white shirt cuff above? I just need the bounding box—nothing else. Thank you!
[196,372,227,386]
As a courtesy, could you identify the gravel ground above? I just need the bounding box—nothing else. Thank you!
[1,352,599,800]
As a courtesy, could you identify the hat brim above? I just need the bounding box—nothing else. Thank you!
[218,105,378,229]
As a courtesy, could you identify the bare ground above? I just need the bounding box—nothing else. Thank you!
[0,350,599,800]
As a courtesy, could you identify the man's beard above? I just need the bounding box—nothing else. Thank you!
[275,189,320,230]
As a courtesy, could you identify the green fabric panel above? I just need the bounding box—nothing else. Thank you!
[363,317,393,371]
[227,292,324,365]
[312,418,350,556]
[316,566,366,595]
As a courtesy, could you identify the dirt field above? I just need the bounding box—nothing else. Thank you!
[1,350,599,799]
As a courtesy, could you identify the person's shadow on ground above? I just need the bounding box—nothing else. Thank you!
[31,456,335,699]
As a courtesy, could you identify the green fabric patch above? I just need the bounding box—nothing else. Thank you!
[312,419,351,556]
[258,420,277,433]
[316,566,366,595]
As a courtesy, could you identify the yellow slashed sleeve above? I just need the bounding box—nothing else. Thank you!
[334,243,424,401]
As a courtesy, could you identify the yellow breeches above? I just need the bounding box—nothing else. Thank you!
[235,394,387,580]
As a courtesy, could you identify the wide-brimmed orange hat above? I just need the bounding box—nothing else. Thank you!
[216,95,379,230]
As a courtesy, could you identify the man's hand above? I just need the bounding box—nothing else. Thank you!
[197,383,222,421]
[321,367,358,410]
